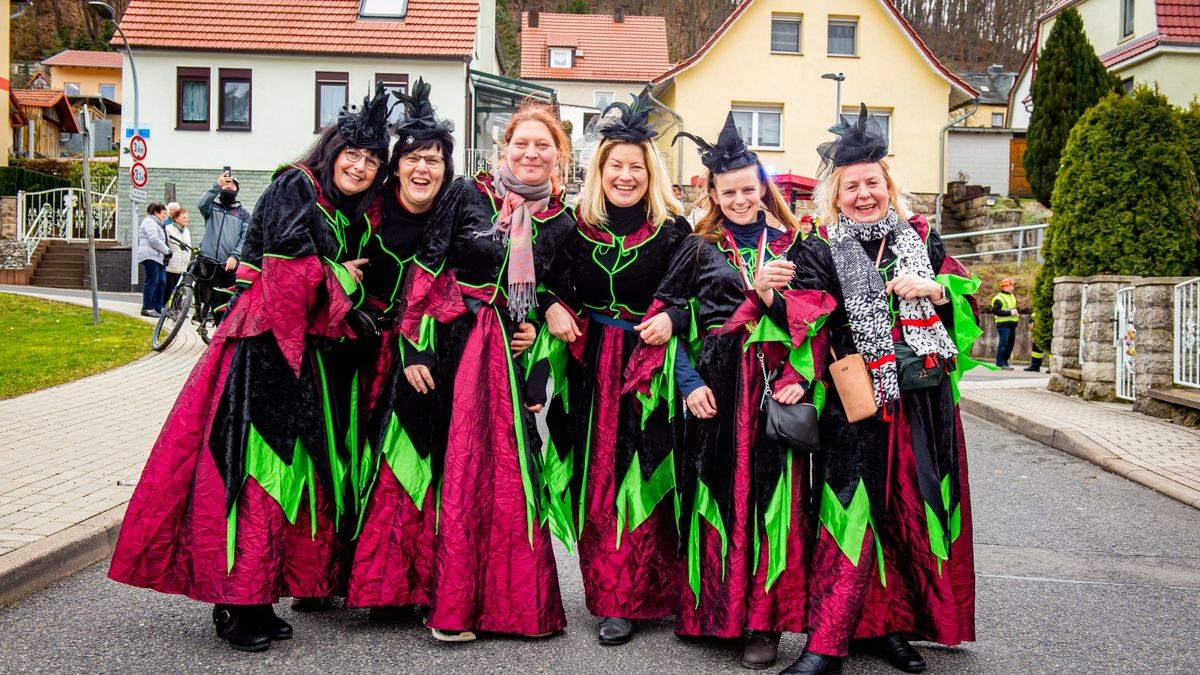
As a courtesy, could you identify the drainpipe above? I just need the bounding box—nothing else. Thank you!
[935,98,978,232]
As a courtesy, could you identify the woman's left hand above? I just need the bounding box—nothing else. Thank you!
[511,322,536,356]
[342,258,370,284]
[773,382,805,405]
[885,274,945,303]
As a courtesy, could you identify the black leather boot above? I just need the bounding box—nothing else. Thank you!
[254,604,292,640]
[598,617,634,645]
[740,631,780,669]
[1024,357,1043,371]
[779,650,843,674]
[212,604,270,652]
[856,633,926,673]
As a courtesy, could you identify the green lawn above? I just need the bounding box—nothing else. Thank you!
[0,292,151,399]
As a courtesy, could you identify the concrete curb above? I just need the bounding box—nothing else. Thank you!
[0,503,126,608]
[961,394,1200,510]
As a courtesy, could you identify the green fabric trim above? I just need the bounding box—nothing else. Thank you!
[818,479,885,585]
[326,258,359,299]
[936,273,996,403]
[226,499,237,574]
[634,334,679,428]
[498,307,539,544]
[744,313,791,349]
[525,323,570,411]
[812,380,827,415]
[262,253,295,260]
[576,400,595,535]
[380,411,433,511]
[313,351,347,522]
[686,479,729,607]
[403,313,437,355]
[923,473,963,567]
[614,450,676,548]
[760,450,793,592]
[541,434,576,552]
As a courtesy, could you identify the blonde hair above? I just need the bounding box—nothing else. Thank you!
[812,159,911,226]
[578,139,683,226]
[694,164,799,243]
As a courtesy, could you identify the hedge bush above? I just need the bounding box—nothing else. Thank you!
[0,167,71,196]
[1032,86,1200,348]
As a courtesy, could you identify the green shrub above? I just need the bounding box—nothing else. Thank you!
[1182,100,1200,184]
[1032,86,1200,347]
[1023,8,1122,208]
[0,166,71,196]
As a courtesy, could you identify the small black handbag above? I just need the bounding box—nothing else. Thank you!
[892,341,945,391]
[758,351,821,453]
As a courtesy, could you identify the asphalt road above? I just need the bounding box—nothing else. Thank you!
[1,414,1198,674]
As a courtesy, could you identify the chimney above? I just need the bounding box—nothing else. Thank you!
[529,10,539,28]
[614,7,625,23]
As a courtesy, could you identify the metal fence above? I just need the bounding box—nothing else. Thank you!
[1079,283,1089,365]
[941,223,1047,266]
[1173,278,1200,389]
[15,182,118,263]
[1114,286,1136,401]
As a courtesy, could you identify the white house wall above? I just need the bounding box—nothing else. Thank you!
[947,129,1012,197]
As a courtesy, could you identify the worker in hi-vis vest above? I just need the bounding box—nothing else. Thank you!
[991,278,1019,370]
[1026,310,1047,372]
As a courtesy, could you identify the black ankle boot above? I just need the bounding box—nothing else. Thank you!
[780,650,842,674]
[254,604,292,640]
[859,633,926,673]
[739,631,780,670]
[598,617,634,645]
[1024,357,1043,372]
[212,604,270,652]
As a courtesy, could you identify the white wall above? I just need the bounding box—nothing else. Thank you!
[947,128,1013,196]
[118,50,469,174]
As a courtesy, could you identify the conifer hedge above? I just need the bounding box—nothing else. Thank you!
[1032,86,1200,349]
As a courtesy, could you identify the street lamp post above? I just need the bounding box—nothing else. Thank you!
[88,1,141,291]
[821,72,845,126]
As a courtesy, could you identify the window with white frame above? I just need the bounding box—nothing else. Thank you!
[731,106,783,149]
[63,82,81,96]
[99,83,116,100]
[991,112,1005,127]
[549,48,573,69]
[359,0,408,18]
[593,90,614,109]
[828,18,858,56]
[841,106,890,149]
[771,14,802,54]
[1121,0,1135,37]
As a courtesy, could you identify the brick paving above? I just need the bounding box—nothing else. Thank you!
[0,286,205,557]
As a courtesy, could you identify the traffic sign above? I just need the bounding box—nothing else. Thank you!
[129,187,147,203]
[130,162,149,188]
[129,134,148,161]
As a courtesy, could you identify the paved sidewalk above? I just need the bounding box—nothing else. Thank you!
[0,285,206,605]
[2,285,1198,608]
[960,369,1200,509]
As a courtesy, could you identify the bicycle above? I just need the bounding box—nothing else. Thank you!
[151,252,219,351]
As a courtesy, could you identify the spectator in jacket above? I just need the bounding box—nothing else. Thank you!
[198,172,252,320]
[137,202,170,317]
[164,206,193,300]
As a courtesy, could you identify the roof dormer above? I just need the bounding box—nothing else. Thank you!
[359,0,407,20]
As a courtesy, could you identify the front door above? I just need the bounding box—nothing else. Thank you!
[1009,136,1032,197]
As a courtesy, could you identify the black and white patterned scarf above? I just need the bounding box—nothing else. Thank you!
[828,207,958,406]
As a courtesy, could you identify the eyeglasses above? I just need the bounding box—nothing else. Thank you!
[401,153,444,169]
[343,148,382,171]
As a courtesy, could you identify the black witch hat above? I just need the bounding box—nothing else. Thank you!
[391,77,455,145]
[816,103,889,172]
[673,111,758,174]
[592,89,679,143]
[338,82,392,153]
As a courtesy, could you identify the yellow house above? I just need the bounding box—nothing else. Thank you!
[649,0,976,196]
[41,50,123,146]
[1032,0,1200,107]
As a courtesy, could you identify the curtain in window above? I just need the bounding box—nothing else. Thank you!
[771,20,800,52]
[223,81,250,126]
[181,81,208,123]
[828,22,857,55]
[758,112,781,147]
[319,83,347,129]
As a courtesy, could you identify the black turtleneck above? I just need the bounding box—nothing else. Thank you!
[604,199,648,236]
[726,210,785,249]
[381,189,433,258]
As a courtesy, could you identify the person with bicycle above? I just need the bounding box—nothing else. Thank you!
[164,206,192,301]
[197,170,251,322]
[109,84,391,653]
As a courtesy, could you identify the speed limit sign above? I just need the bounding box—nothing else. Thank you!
[130,162,149,188]
[129,134,148,161]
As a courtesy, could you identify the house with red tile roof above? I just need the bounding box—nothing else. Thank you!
[107,0,500,248]
[40,50,124,147]
[519,10,671,141]
[647,0,976,196]
[11,89,80,158]
[1010,0,1200,128]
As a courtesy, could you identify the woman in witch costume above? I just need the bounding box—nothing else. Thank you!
[532,93,688,646]
[780,105,982,675]
[397,101,575,641]
[107,86,391,652]
[624,113,835,670]
[345,78,456,620]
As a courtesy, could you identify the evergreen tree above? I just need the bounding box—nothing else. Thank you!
[1032,87,1200,348]
[1023,8,1121,208]
[1182,100,1200,184]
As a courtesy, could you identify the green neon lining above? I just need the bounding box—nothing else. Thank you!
[924,473,963,568]
[614,450,676,548]
[935,273,995,403]
[499,306,539,544]
[818,479,886,585]
[379,411,433,511]
[760,450,793,592]
[541,434,576,552]
[525,323,570,411]
[686,479,729,607]
[313,351,347,523]
[403,313,437,356]
[634,334,679,428]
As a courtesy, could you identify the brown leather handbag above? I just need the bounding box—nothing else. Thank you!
[828,348,878,423]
